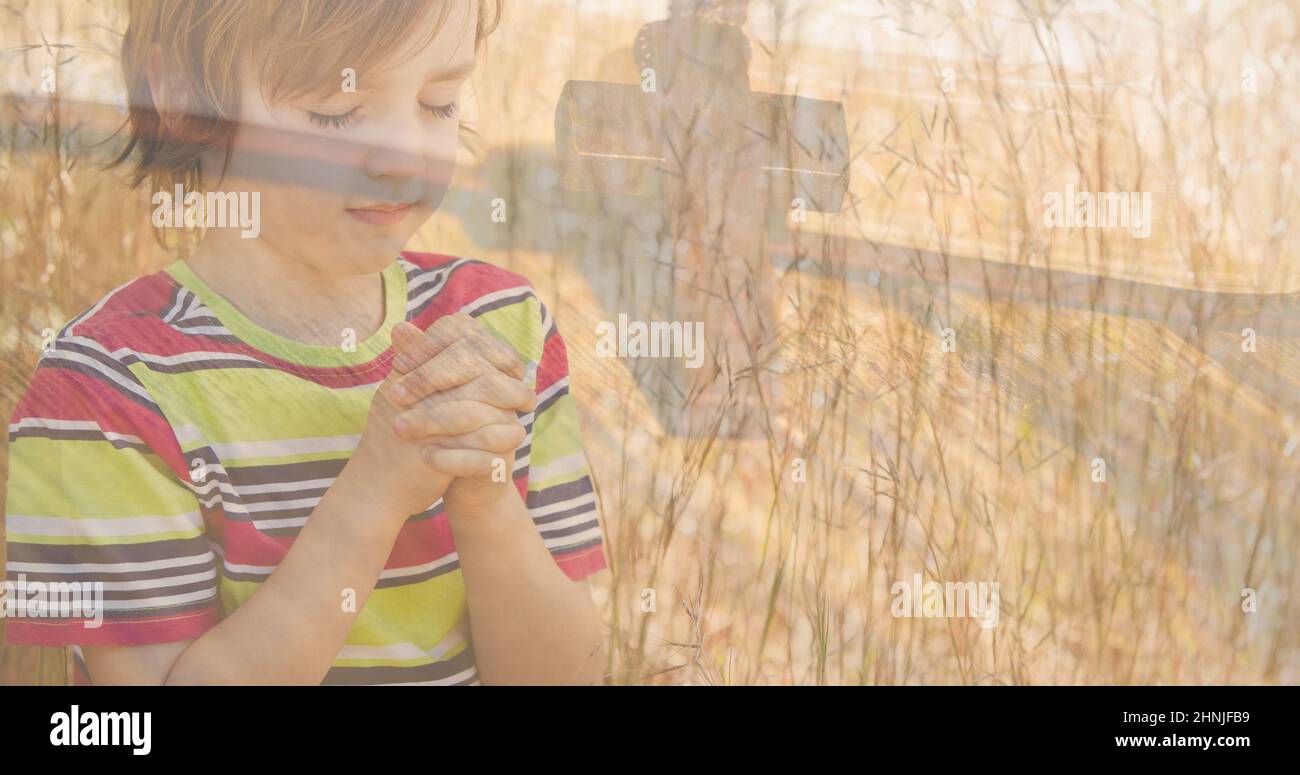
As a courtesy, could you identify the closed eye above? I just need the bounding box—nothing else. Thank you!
[307,106,361,129]
[420,100,459,119]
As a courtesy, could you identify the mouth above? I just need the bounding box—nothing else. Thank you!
[345,202,416,226]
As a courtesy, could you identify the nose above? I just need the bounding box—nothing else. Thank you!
[359,110,448,183]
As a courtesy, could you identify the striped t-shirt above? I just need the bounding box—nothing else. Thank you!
[2,252,607,684]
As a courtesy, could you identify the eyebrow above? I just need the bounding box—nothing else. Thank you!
[427,58,477,84]
[304,58,476,102]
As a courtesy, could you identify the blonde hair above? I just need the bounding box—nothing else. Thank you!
[112,0,503,196]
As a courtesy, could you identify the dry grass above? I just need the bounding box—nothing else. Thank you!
[2,0,1298,685]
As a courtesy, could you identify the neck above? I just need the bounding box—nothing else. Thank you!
[185,230,388,348]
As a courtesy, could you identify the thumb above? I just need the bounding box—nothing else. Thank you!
[392,320,422,346]
[384,322,421,379]
[389,321,422,372]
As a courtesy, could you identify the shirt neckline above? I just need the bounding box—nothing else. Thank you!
[163,258,408,368]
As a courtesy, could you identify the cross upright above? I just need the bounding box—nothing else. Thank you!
[556,0,850,438]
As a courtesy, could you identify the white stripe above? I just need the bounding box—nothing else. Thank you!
[163,288,188,323]
[118,349,265,368]
[8,417,145,446]
[236,477,336,495]
[529,452,589,485]
[203,433,360,461]
[337,630,465,662]
[458,284,532,316]
[407,258,476,310]
[248,515,307,530]
[7,552,213,576]
[406,264,456,299]
[95,568,217,592]
[7,512,204,539]
[537,377,568,405]
[14,587,215,615]
[244,496,322,514]
[176,296,209,321]
[172,325,232,336]
[42,349,154,405]
[530,490,596,519]
[98,588,215,611]
[536,508,600,534]
[542,523,603,549]
[215,551,458,580]
[378,666,478,686]
[377,553,459,581]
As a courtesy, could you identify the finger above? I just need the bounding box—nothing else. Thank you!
[386,338,495,406]
[388,321,425,374]
[394,400,515,440]
[429,421,527,454]
[408,373,536,413]
[391,314,478,373]
[420,447,503,478]
[477,335,525,380]
[393,314,524,381]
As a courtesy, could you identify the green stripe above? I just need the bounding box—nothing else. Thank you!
[477,294,545,365]
[7,437,195,518]
[163,258,407,367]
[133,366,374,445]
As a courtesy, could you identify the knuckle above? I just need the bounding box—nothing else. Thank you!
[401,369,430,397]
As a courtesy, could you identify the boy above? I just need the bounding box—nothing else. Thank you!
[1,0,607,684]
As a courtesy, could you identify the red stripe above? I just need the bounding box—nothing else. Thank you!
[76,273,399,389]
[398,250,458,271]
[12,367,189,478]
[3,608,218,647]
[535,325,569,394]
[553,544,607,581]
[408,261,533,327]
[221,512,457,569]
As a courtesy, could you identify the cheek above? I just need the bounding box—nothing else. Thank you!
[418,123,461,206]
[219,119,370,203]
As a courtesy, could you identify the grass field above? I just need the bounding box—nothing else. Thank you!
[2,0,1298,684]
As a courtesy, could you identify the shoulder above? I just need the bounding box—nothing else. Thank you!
[398,250,540,314]
[399,251,555,361]
[13,269,185,428]
[48,268,183,357]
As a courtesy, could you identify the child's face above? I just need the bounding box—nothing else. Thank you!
[201,0,478,275]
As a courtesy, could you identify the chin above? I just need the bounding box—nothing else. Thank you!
[352,233,417,268]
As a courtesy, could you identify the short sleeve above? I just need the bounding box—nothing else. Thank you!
[474,289,608,581]
[2,341,220,646]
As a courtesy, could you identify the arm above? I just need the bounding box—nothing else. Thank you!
[446,489,604,685]
[383,314,608,684]
[84,454,419,685]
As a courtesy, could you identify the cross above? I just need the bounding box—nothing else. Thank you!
[555,0,850,439]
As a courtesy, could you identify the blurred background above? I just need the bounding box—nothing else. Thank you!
[2,0,1298,684]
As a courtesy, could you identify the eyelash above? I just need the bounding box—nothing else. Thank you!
[421,100,459,119]
[306,100,459,129]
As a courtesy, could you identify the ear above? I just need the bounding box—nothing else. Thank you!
[143,43,190,123]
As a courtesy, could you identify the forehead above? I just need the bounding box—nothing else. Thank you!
[373,0,479,84]
[253,0,481,103]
